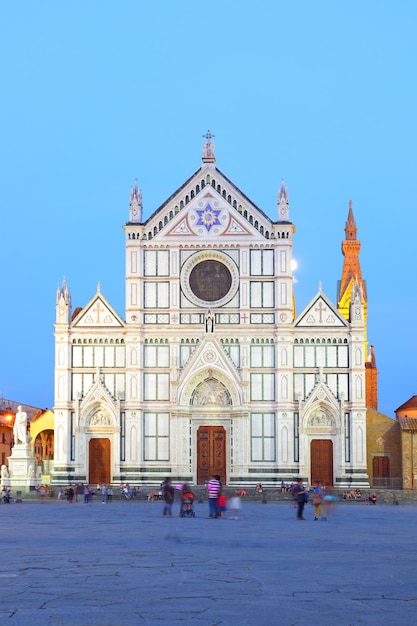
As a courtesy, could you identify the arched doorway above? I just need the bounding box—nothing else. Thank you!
[89,438,110,485]
[197,426,226,485]
[310,440,333,486]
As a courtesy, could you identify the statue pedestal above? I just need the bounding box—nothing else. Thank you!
[8,444,36,489]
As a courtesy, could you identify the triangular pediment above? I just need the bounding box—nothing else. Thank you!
[72,293,124,328]
[304,380,339,410]
[301,380,341,430]
[179,337,240,383]
[177,337,242,407]
[295,291,348,328]
[80,378,118,409]
[142,165,276,243]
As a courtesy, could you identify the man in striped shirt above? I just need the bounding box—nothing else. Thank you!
[207,474,222,518]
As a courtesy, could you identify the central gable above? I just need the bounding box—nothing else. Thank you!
[143,165,274,243]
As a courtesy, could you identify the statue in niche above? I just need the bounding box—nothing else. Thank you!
[89,411,111,426]
[205,310,214,333]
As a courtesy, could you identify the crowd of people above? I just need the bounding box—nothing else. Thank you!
[158,474,242,519]
[1,477,385,515]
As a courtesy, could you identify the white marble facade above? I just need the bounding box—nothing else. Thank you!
[53,138,369,488]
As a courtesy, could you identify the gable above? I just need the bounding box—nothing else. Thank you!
[295,293,348,328]
[72,294,124,328]
[142,165,275,243]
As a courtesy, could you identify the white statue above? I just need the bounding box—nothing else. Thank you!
[13,405,28,445]
[1,465,9,479]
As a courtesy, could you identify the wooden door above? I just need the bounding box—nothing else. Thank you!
[197,426,226,485]
[89,438,111,485]
[372,456,390,486]
[310,439,333,487]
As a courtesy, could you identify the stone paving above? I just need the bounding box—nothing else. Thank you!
[1,497,416,625]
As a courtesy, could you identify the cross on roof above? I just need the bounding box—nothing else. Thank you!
[203,130,215,141]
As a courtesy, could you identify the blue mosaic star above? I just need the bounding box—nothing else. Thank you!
[196,204,221,232]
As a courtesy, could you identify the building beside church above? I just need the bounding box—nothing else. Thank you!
[53,135,371,488]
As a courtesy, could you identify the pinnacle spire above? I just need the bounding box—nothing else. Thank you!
[345,200,357,240]
[129,179,142,223]
[277,177,289,221]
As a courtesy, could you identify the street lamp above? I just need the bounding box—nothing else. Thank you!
[4,409,14,449]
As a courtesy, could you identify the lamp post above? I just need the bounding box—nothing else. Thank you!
[5,410,14,452]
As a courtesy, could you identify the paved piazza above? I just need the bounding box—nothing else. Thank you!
[0,498,416,625]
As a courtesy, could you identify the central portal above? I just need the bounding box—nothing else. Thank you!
[197,426,226,485]
[310,439,333,487]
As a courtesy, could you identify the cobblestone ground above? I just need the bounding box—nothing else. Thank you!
[0,498,416,625]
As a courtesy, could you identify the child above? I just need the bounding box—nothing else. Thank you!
[228,491,242,519]
[217,491,227,518]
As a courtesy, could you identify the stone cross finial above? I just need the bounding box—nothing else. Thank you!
[202,130,216,162]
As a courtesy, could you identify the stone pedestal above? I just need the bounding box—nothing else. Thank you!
[8,444,36,490]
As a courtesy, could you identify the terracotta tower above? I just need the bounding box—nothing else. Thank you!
[337,201,378,409]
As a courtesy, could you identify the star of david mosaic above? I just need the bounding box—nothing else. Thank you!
[195,204,221,231]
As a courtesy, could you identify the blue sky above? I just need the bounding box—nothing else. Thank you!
[1,1,416,416]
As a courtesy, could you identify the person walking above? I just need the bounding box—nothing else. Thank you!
[101,483,107,504]
[312,481,324,520]
[162,477,175,516]
[292,478,308,520]
[207,474,221,518]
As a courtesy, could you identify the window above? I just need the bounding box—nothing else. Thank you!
[144,250,169,276]
[250,282,274,308]
[251,373,275,401]
[144,373,170,400]
[144,413,169,461]
[251,413,275,461]
[293,344,349,368]
[250,250,274,276]
[144,345,170,368]
[144,282,170,308]
[251,345,275,368]
[222,342,240,367]
[344,412,351,462]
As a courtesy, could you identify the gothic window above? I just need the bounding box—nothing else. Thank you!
[222,341,240,367]
[144,413,169,461]
[250,282,274,308]
[144,282,170,308]
[144,344,170,368]
[250,373,275,401]
[251,413,276,462]
[250,344,275,367]
[250,250,274,276]
[144,373,170,400]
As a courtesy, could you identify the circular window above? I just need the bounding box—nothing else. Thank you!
[181,252,238,307]
[189,260,232,302]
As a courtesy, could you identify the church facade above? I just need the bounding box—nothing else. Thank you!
[53,136,369,488]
